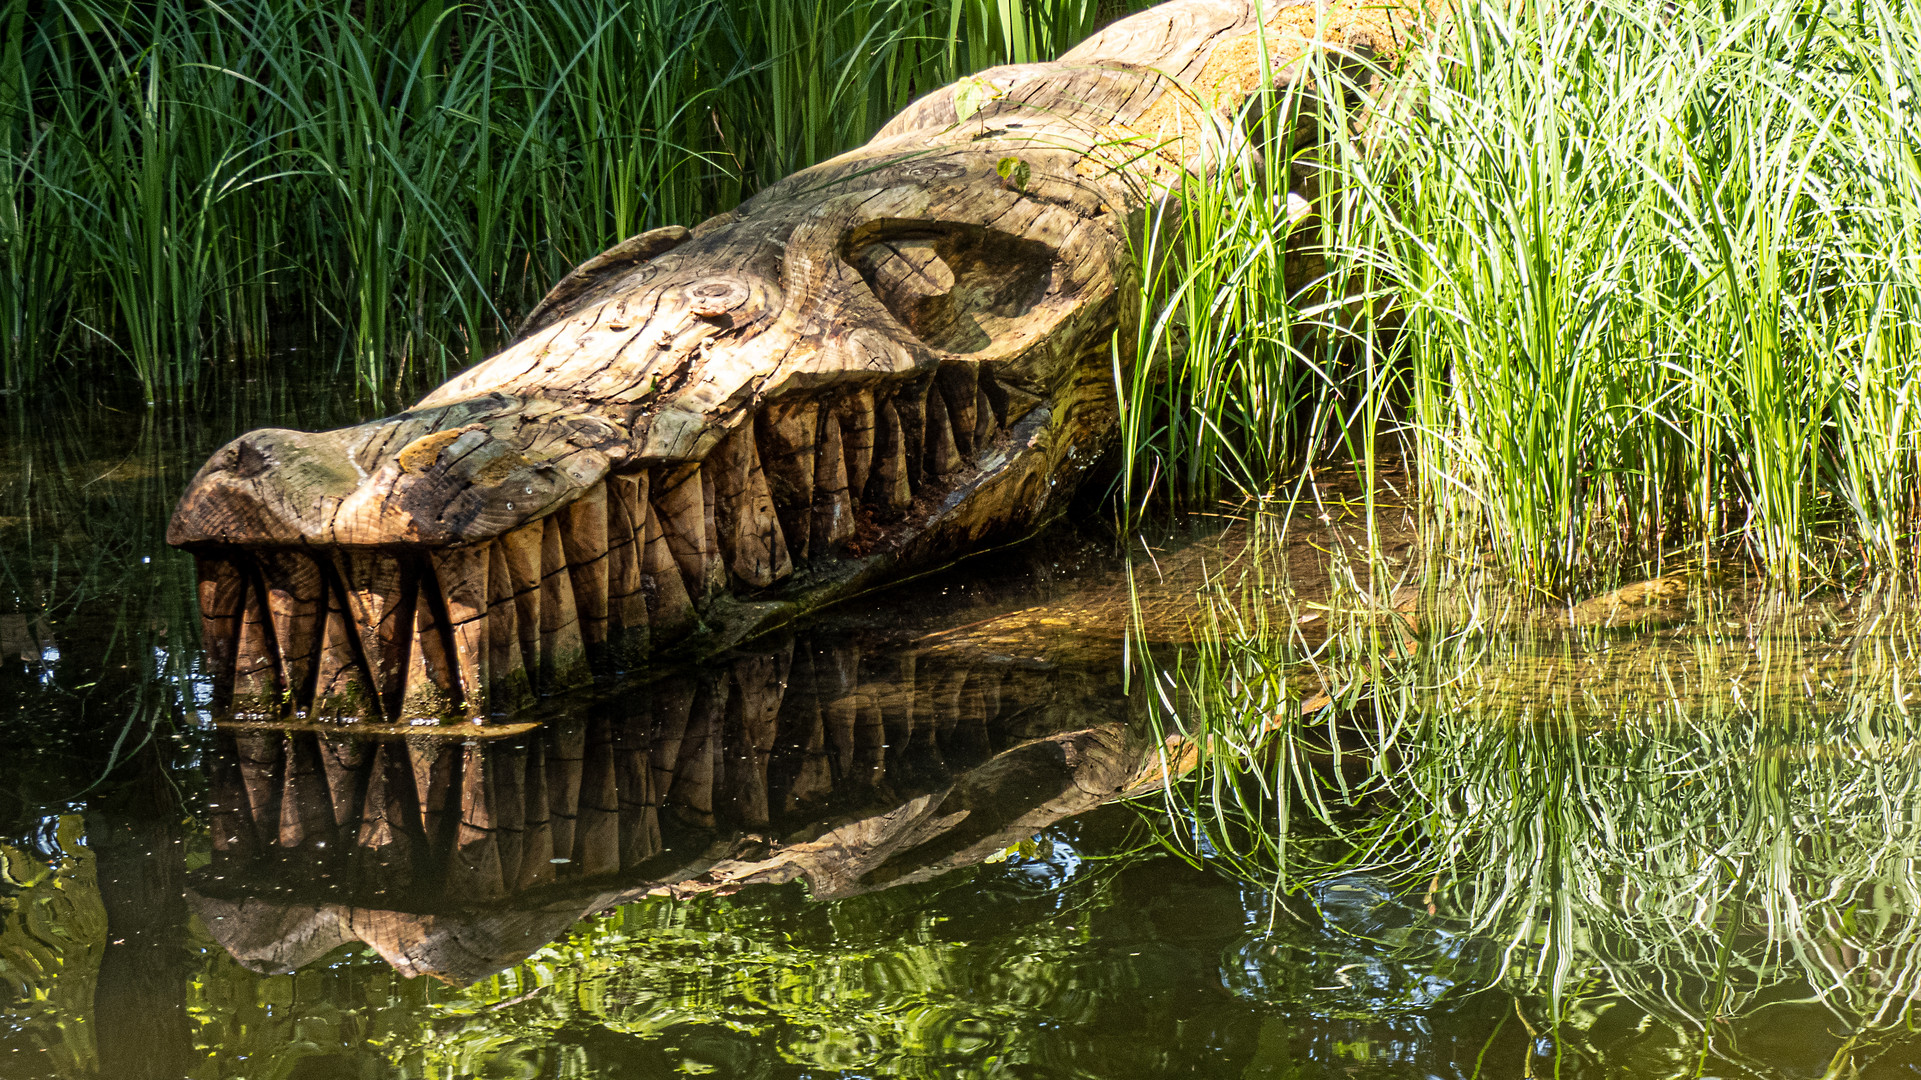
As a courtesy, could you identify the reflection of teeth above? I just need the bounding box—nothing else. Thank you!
[208,639,1043,905]
[196,363,1031,722]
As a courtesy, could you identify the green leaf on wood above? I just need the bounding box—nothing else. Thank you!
[954,76,1001,122]
[996,156,1031,191]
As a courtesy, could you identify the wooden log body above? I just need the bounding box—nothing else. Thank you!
[167,0,1422,721]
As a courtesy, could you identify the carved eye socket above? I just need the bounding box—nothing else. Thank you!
[844,221,1055,355]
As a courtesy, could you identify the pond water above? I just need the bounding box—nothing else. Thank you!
[5,369,1921,1079]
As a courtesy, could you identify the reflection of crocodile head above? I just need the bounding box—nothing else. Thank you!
[163,0,1424,722]
[188,630,1145,985]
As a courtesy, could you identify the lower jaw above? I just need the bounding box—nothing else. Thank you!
[187,376,1102,725]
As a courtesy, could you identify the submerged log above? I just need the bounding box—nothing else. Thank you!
[168,0,1425,721]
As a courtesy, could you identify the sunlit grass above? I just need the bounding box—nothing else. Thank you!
[1126,0,1921,588]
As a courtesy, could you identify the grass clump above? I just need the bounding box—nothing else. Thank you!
[1367,0,1861,590]
[1128,0,1921,588]
[0,0,1146,403]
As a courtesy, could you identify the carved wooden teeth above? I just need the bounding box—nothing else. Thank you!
[200,367,1022,721]
[710,422,792,588]
[937,363,979,459]
[338,551,416,719]
[741,368,1012,570]
[204,472,768,720]
[811,408,856,553]
[924,381,965,478]
[892,384,928,497]
[869,399,914,518]
[604,473,651,664]
[213,643,1037,902]
[195,556,247,708]
[654,463,724,598]
[430,546,491,719]
[757,401,819,561]
[843,391,876,499]
[256,551,325,709]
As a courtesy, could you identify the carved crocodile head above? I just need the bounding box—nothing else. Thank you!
[168,0,1420,722]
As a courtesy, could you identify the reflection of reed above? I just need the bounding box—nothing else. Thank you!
[192,633,1140,984]
[1133,510,1921,1068]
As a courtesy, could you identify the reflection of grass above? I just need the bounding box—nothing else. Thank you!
[0,374,390,828]
[156,832,1155,1080]
[1133,513,1921,1071]
[0,818,103,1080]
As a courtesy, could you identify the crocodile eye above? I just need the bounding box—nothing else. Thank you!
[844,222,1056,355]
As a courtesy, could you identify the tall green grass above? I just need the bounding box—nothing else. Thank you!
[1127,0,1921,588]
[1118,34,1369,514]
[0,0,1146,403]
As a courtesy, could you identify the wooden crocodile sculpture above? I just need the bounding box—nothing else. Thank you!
[168,0,1425,723]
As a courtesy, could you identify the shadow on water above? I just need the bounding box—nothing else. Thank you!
[13,369,1921,1076]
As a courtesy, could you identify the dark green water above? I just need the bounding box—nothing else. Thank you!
[6,369,1921,1079]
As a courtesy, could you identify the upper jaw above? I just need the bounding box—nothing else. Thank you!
[165,394,624,549]
[170,157,1115,552]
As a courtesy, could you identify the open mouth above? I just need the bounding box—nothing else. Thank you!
[166,0,1246,725]
[182,359,1057,723]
